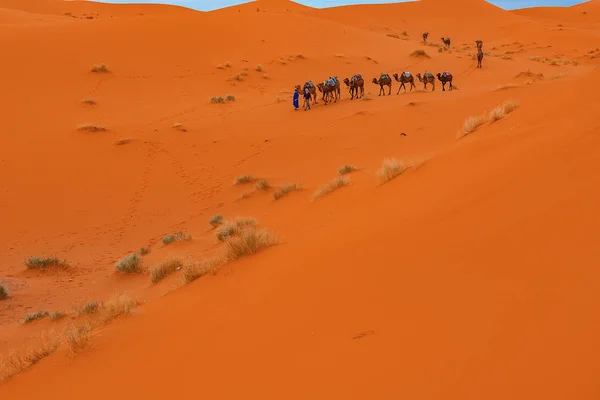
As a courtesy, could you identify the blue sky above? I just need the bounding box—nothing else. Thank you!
[104,0,588,12]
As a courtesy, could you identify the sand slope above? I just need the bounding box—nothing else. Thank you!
[1,0,600,397]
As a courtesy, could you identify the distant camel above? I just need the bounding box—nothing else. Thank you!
[422,32,429,43]
[441,37,451,48]
[372,73,392,96]
[343,74,364,100]
[393,72,415,94]
[416,72,435,91]
[477,48,484,68]
[317,79,339,104]
[437,71,453,91]
[296,81,317,104]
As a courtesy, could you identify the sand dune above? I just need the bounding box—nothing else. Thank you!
[0,0,599,397]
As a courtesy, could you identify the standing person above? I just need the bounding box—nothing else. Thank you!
[303,87,311,111]
[293,88,299,110]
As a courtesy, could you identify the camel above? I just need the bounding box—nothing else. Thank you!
[317,78,340,104]
[441,37,451,49]
[416,72,435,91]
[393,72,415,94]
[477,48,484,68]
[422,32,429,43]
[436,71,453,91]
[343,74,364,100]
[372,73,392,96]
[295,81,317,104]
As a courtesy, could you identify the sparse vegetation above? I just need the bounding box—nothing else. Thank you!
[223,227,278,262]
[256,64,263,72]
[387,33,400,39]
[225,94,236,101]
[0,285,7,300]
[65,323,92,355]
[162,231,191,245]
[0,332,59,382]
[77,301,99,315]
[312,176,350,200]
[273,183,301,200]
[211,96,225,103]
[229,71,248,81]
[210,215,224,227]
[172,122,186,131]
[216,217,257,241]
[140,247,150,255]
[488,100,519,122]
[255,179,270,190]
[115,253,142,273]
[77,124,106,132]
[338,164,358,175]
[461,115,488,136]
[410,49,430,58]
[23,311,49,324]
[233,175,255,185]
[182,258,221,283]
[151,259,183,284]
[82,98,96,105]
[217,62,232,69]
[24,257,67,270]
[49,311,65,321]
[377,158,409,184]
[91,64,109,73]
[96,293,137,325]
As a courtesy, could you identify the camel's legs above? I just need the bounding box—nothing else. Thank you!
[388,84,392,95]
[449,81,453,91]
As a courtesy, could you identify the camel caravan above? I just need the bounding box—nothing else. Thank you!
[294,37,484,109]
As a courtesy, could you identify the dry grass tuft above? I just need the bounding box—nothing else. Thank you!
[233,175,255,185]
[216,217,257,241]
[488,100,519,122]
[91,64,109,73]
[0,284,7,300]
[49,311,65,321]
[312,176,350,200]
[211,96,225,104]
[162,231,192,246]
[140,247,150,255]
[209,215,224,227]
[24,257,68,270]
[65,323,93,355]
[77,124,106,132]
[273,183,301,200]
[256,64,263,72]
[151,259,183,284]
[225,94,236,102]
[338,164,358,175]
[23,311,49,324]
[410,49,430,58]
[0,332,59,382]
[223,227,278,262]
[77,301,99,315]
[182,258,222,283]
[461,115,489,136]
[377,158,409,183]
[97,293,137,325]
[82,98,97,105]
[115,253,142,273]
[255,179,270,190]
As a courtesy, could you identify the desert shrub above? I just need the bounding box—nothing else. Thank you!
[65,323,92,355]
[211,96,225,103]
[226,94,236,101]
[97,293,137,324]
[377,158,409,183]
[162,231,191,245]
[115,253,141,273]
[223,228,278,262]
[151,259,183,284]
[78,301,99,315]
[140,247,150,255]
[216,217,256,241]
[91,64,109,73]
[24,257,67,270]
[410,49,430,58]
[82,98,96,105]
[461,115,488,136]
[387,33,400,39]
[312,176,349,200]
[0,285,7,300]
[256,64,263,72]
[49,311,65,321]
[255,179,270,190]
[210,215,224,227]
[273,183,301,200]
[182,258,221,283]
[0,333,59,382]
[488,100,519,122]
[338,164,358,175]
[233,175,255,185]
[23,311,49,324]
[77,124,106,132]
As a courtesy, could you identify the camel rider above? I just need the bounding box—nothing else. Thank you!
[304,87,311,111]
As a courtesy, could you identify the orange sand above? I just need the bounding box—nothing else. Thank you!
[1,0,600,397]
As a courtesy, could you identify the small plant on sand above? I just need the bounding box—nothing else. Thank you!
[410,49,430,58]
[255,179,270,190]
[77,124,106,132]
[23,311,49,324]
[151,259,183,284]
[49,311,65,321]
[488,100,519,122]
[211,96,225,103]
[209,215,224,227]
[24,257,67,270]
[225,94,236,102]
[115,253,141,273]
[82,98,97,105]
[162,231,192,246]
[229,71,248,82]
[461,115,488,136]
[338,164,358,175]
[91,64,109,73]
[182,258,221,283]
[273,183,301,200]
[0,285,8,300]
[387,33,400,39]
[65,323,92,355]
[233,175,255,185]
[140,247,150,255]
[77,301,100,315]
[377,158,409,183]
[256,64,263,72]
[97,293,138,325]
[217,62,232,69]
[216,217,257,241]
[223,227,278,262]
[312,176,350,200]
